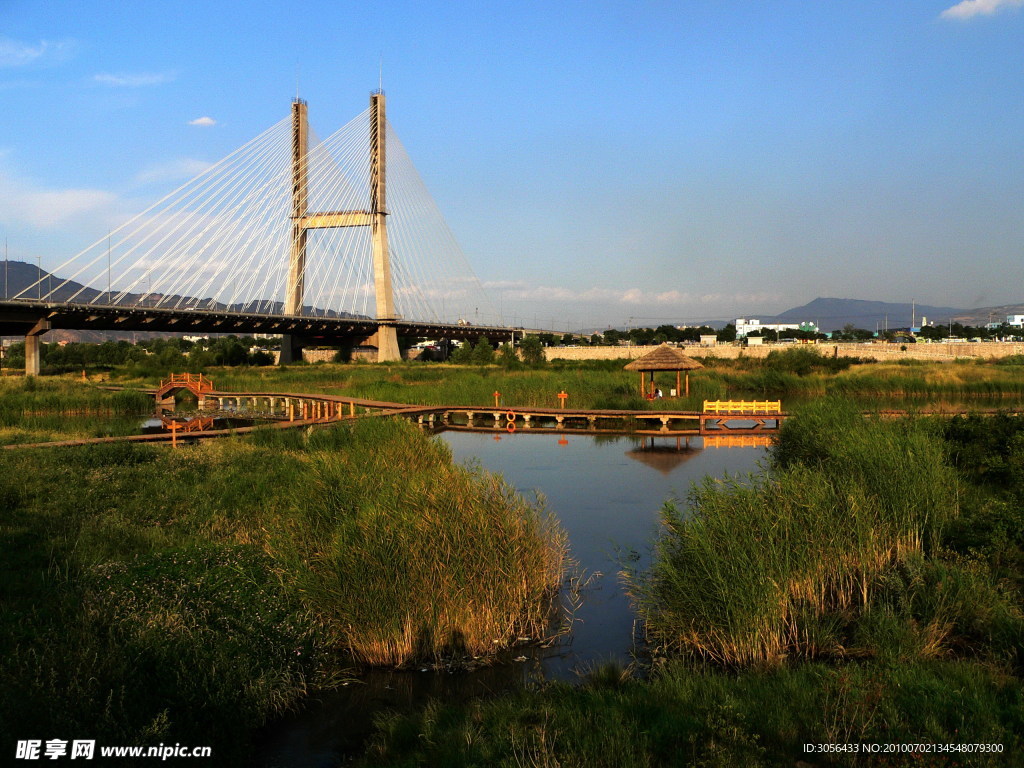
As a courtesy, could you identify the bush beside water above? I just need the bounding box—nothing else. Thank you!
[0,377,152,444]
[359,399,1024,766]
[0,418,565,764]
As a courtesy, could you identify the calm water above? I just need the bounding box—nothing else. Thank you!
[139,416,263,434]
[256,431,767,767]
[441,430,767,673]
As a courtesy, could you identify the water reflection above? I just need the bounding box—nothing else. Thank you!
[140,416,264,434]
[256,432,767,766]
[439,431,766,677]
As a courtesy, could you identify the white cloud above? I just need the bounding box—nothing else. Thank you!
[483,279,528,290]
[188,116,217,127]
[93,72,175,87]
[133,158,213,185]
[494,283,693,305]
[0,36,73,67]
[940,0,1024,19]
[0,170,117,227]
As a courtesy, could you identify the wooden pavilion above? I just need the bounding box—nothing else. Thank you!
[623,344,704,399]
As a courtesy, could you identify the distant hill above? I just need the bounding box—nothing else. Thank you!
[769,298,966,332]
[947,303,1024,327]
[586,297,1014,335]
[0,260,367,341]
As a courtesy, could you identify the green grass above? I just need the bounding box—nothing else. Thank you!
[0,376,152,444]
[352,398,1024,767]
[626,398,1024,668]
[358,659,1023,767]
[0,417,566,764]
[102,353,1024,414]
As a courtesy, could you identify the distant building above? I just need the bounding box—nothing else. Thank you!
[735,318,818,338]
[1007,315,1024,327]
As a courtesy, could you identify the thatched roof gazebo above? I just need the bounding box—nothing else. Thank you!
[623,344,704,399]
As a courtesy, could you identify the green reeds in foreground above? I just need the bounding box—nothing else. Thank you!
[0,417,565,759]
[628,398,964,666]
[359,658,1024,767]
[257,419,568,666]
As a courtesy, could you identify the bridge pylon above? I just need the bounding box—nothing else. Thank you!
[281,92,400,364]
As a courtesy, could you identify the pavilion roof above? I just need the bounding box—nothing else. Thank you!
[623,344,705,372]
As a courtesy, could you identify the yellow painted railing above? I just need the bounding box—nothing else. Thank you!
[702,399,782,414]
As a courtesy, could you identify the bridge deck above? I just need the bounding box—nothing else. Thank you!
[0,298,517,342]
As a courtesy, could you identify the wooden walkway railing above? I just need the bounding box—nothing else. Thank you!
[158,372,215,393]
[703,399,782,414]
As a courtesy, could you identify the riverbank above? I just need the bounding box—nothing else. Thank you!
[101,351,1024,412]
[6,368,1024,764]
[546,340,1024,362]
[355,401,1024,766]
[0,417,565,766]
[0,377,153,444]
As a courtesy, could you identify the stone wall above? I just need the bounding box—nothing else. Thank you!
[271,346,423,364]
[270,341,1024,365]
[545,341,1024,363]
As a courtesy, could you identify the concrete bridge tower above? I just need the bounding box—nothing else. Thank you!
[281,92,400,363]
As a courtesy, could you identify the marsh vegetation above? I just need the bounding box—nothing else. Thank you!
[359,400,1024,766]
[0,418,565,765]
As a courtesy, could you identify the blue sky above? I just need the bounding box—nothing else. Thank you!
[1,0,1023,329]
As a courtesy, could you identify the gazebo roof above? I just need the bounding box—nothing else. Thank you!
[623,344,705,372]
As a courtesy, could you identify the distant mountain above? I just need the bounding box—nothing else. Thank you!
[0,260,368,341]
[947,303,1024,327]
[768,298,966,332]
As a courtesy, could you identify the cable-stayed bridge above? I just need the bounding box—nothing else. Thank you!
[0,92,517,374]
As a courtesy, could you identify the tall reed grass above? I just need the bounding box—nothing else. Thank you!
[253,419,567,665]
[0,376,151,421]
[628,398,964,666]
[0,417,565,761]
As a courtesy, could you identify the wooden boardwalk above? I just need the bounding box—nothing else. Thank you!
[4,386,789,449]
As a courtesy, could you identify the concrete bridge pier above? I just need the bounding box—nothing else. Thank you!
[24,319,50,376]
[280,334,304,364]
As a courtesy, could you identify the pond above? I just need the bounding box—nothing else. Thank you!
[256,430,768,766]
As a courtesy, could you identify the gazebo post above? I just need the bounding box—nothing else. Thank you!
[624,344,703,403]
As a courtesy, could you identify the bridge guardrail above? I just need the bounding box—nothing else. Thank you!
[703,399,782,414]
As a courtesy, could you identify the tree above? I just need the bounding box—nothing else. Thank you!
[449,342,472,364]
[561,333,575,346]
[498,342,519,368]
[519,335,545,366]
[629,327,655,346]
[655,324,683,343]
[471,336,494,365]
[717,324,737,342]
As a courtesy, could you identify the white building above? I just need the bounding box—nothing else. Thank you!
[1007,315,1024,327]
[735,318,818,338]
